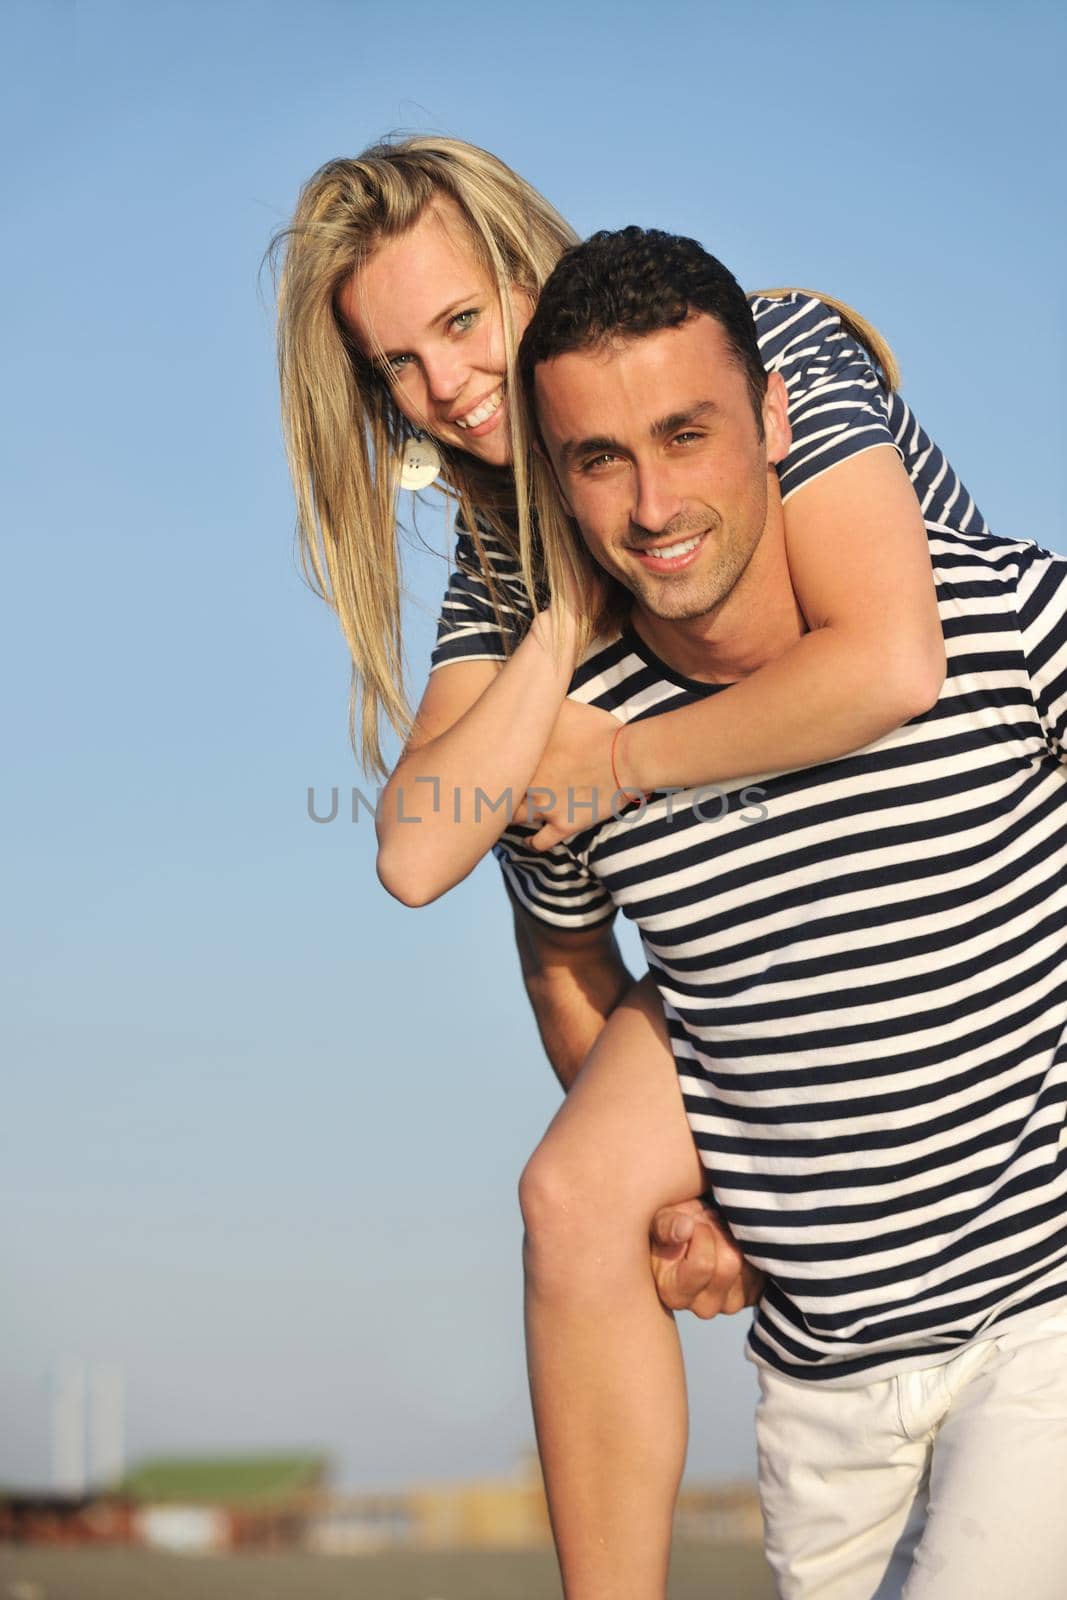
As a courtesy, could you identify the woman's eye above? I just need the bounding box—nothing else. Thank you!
[450,308,479,332]
[386,353,414,376]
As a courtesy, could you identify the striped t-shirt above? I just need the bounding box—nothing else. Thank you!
[430,292,988,670]
[496,527,1067,1384]
[428,294,1067,1383]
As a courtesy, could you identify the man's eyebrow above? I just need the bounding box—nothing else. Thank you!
[377,293,481,360]
[559,433,624,466]
[649,400,719,439]
[559,401,720,465]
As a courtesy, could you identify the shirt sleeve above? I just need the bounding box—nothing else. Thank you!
[494,827,615,931]
[429,516,533,672]
[751,292,902,501]
[1015,544,1067,761]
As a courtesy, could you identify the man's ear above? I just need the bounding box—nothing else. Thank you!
[761,370,792,467]
[533,435,575,518]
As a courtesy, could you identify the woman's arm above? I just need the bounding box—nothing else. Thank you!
[621,443,944,785]
[375,606,580,905]
[525,443,944,848]
[379,441,944,889]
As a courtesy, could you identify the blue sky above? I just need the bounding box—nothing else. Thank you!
[3,0,1065,1491]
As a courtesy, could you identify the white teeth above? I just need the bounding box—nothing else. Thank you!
[644,535,702,561]
[454,388,504,429]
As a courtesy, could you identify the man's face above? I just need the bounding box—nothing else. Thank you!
[534,315,790,624]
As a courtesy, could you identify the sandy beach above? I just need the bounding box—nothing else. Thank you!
[0,1542,776,1599]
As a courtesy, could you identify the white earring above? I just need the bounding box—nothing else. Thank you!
[399,432,442,491]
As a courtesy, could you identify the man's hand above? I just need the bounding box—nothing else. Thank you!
[521,701,644,850]
[651,1199,765,1319]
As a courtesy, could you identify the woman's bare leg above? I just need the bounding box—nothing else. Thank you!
[518,972,705,1600]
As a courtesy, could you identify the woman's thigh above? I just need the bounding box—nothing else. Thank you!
[531,971,706,1215]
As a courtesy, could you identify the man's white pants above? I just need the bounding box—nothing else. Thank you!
[754,1303,1067,1599]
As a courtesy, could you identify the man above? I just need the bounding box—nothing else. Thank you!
[501,227,1067,1599]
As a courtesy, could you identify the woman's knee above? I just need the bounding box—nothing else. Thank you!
[518,1133,585,1249]
[518,1129,646,1284]
[518,1132,607,1254]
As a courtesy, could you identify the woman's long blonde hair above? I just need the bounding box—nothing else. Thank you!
[270,134,899,775]
[270,135,577,775]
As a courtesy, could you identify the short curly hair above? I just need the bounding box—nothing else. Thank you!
[518,225,767,434]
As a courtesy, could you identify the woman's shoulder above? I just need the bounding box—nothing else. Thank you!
[453,507,524,579]
[746,290,854,374]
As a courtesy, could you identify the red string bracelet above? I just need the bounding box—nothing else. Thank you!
[611,721,651,804]
[610,721,628,795]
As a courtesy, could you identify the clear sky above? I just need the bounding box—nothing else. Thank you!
[3,0,1065,1492]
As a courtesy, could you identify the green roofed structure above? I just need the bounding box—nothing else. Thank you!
[120,1453,329,1507]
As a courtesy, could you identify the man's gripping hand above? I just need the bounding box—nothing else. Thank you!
[651,1199,765,1318]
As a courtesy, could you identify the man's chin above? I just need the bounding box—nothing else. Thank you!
[631,580,725,624]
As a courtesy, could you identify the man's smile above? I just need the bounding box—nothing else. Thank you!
[627,528,711,574]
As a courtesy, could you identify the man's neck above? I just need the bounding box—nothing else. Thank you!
[629,517,806,683]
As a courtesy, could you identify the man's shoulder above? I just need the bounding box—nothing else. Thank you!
[570,626,633,698]
[566,624,707,725]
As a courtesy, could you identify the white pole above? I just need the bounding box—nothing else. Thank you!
[89,1364,125,1491]
[51,1360,86,1497]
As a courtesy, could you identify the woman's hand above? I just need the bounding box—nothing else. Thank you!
[521,701,642,850]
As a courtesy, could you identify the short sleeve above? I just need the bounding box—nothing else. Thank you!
[751,293,901,501]
[430,516,533,672]
[1016,545,1067,761]
[494,827,615,931]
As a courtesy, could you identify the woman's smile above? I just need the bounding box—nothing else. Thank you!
[452,384,505,434]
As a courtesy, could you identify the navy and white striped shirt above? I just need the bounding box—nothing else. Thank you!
[496,528,1067,1383]
[430,293,1067,1383]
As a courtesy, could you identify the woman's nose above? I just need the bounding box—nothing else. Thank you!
[423,346,468,407]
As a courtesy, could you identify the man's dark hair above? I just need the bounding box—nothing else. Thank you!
[518,225,767,432]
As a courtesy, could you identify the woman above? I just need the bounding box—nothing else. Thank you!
[273,136,986,1598]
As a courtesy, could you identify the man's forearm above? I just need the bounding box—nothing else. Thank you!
[524,958,634,1090]
[511,905,634,1090]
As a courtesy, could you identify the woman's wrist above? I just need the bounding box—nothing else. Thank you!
[531,605,580,675]
[611,719,649,798]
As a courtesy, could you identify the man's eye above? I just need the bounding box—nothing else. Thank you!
[673,431,703,445]
[582,453,620,472]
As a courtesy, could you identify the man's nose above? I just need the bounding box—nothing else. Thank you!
[632,463,685,535]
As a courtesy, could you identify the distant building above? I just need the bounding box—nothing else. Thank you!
[0,1491,133,1546]
[305,1454,552,1554]
[1,1451,761,1553]
[306,1456,762,1553]
[676,1481,764,1544]
[121,1453,329,1551]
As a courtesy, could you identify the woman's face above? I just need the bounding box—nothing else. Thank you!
[338,197,533,469]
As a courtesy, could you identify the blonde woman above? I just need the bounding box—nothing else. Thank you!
[273,137,986,1597]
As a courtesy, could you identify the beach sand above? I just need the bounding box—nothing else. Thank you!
[0,1541,776,1598]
